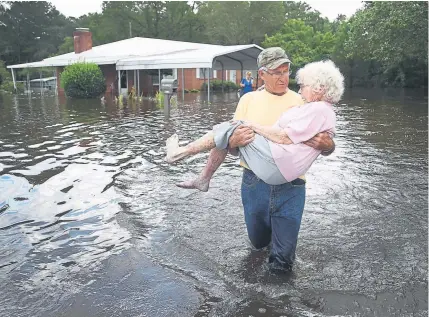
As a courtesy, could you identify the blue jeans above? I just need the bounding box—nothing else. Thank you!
[241,168,306,271]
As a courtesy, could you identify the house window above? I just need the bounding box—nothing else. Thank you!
[229,70,237,83]
[120,71,127,89]
[148,69,175,85]
[197,68,207,79]
[161,69,173,79]
[197,68,216,79]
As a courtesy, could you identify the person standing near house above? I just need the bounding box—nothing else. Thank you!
[227,47,336,272]
[239,71,253,97]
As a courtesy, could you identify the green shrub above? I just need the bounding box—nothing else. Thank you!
[0,61,11,86]
[289,77,298,90]
[0,81,25,93]
[189,89,199,93]
[60,62,106,98]
[0,62,25,93]
[201,79,239,92]
[155,90,164,107]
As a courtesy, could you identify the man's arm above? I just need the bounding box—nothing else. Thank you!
[247,122,293,145]
[228,125,255,156]
[321,142,335,156]
[303,132,335,156]
[228,93,254,155]
[246,122,336,154]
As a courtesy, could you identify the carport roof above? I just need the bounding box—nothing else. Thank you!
[7,37,263,70]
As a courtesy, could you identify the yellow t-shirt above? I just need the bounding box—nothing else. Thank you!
[233,88,306,178]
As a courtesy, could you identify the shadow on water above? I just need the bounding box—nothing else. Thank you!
[0,89,427,317]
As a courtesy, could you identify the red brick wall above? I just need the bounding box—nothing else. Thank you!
[73,30,92,54]
[177,69,252,91]
[56,65,263,96]
[56,67,64,95]
[100,65,117,94]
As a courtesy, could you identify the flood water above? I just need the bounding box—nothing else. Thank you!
[0,88,427,317]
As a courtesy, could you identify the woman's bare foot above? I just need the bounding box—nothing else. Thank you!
[165,134,188,163]
[176,177,210,192]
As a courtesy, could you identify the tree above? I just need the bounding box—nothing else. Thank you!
[345,1,428,87]
[75,2,206,45]
[57,37,75,55]
[283,1,330,33]
[0,60,11,86]
[262,19,335,70]
[0,1,75,65]
[198,1,285,45]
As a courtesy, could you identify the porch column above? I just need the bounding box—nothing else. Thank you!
[27,73,30,95]
[134,70,136,94]
[207,68,210,103]
[215,59,225,93]
[53,69,58,95]
[222,68,224,93]
[117,70,121,95]
[137,70,140,97]
[10,68,16,91]
[158,69,161,87]
[40,71,43,95]
[181,68,184,101]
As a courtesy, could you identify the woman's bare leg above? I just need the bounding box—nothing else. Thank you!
[165,131,216,163]
[176,148,228,192]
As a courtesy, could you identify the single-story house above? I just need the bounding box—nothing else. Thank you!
[7,28,264,98]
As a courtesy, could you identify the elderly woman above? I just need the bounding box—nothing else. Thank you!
[166,60,345,192]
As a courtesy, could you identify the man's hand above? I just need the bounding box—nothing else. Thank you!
[303,132,335,155]
[228,125,255,149]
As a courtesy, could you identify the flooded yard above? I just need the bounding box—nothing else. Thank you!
[0,89,427,317]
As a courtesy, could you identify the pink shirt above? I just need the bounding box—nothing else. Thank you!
[268,101,336,182]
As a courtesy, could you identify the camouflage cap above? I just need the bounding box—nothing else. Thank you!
[257,47,291,70]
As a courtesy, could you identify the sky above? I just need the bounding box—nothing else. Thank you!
[49,0,364,21]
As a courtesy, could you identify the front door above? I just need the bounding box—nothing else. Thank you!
[120,71,128,96]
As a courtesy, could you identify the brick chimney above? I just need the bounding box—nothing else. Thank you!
[73,28,92,54]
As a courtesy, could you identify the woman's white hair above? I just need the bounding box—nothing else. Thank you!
[296,60,345,104]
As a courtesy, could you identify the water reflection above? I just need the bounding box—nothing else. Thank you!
[0,89,427,316]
